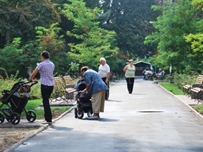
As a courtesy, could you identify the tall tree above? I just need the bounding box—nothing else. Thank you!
[145,0,202,73]
[0,0,60,47]
[99,0,159,59]
[62,0,118,69]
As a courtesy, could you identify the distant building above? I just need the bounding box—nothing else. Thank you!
[134,61,152,76]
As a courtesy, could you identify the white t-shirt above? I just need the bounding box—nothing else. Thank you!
[98,64,110,78]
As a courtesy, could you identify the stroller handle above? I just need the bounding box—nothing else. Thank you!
[20,81,38,87]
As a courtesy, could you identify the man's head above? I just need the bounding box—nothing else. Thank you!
[81,66,89,74]
[41,51,50,61]
[100,57,106,65]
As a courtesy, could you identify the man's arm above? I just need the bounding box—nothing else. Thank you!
[29,69,39,81]
[82,84,90,94]
[106,72,111,83]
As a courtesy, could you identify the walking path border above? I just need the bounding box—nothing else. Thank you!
[4,106,75,152]
[5,80,203,152]
[158,83,203,120]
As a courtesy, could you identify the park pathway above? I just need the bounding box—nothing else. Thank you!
[13,79,203,152]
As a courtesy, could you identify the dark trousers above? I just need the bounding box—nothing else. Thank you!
[101,77,109,99]
[125,78,134,93]
[101,77,109,88]
[41,85,53,122]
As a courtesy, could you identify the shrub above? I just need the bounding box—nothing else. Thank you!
[172,72,199,89]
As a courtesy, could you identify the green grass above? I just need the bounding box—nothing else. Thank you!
[20,99,70,119]
[160,82,184,95]
[195,105,203,114]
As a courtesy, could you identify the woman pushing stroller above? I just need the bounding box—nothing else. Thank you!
[81,66,108,120]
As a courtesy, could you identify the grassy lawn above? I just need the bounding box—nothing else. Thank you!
[160,82,184,95]
[195,105,203,114]
[20,99,70,119]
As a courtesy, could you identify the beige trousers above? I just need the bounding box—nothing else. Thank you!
[91,90,106,114]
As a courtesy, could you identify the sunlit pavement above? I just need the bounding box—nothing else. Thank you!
[13,79,203,152]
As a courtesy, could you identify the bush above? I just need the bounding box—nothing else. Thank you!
[0,77,41,99]
[172,72,199,89]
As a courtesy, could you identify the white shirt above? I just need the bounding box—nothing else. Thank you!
[98,64,110,78]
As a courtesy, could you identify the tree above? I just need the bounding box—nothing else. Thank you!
[0,0,60,47]
[62,0,118,69]
[145,0,202,73]
[99,0,159,59]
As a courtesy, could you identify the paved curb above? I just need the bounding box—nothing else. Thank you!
[157,83,203,120]
[4,106,75,152]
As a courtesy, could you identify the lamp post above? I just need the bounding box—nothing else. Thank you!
[169,64,173,83]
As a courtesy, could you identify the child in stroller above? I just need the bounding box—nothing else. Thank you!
[0,81,38,125]
[74,78,93,119]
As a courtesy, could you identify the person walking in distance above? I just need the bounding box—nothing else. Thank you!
[123,59,136,94]
[98,57,111,100]
[29,51,55,125]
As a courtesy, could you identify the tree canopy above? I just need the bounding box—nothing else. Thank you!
[145,0,203,73]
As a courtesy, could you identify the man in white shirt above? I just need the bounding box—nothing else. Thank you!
[98,57,111,100]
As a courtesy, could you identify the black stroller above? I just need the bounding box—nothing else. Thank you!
[0,81,38,125]
[74,79,93,119]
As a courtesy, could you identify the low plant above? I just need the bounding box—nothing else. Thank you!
[21,99,70,119]
[195,105,203,114]
[160,82,184,95]
[172,72,199,89]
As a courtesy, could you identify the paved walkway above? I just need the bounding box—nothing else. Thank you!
[12,79,203,152]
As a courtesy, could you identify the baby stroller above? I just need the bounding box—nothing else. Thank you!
[74,78,93,119]
[0,81,38,125]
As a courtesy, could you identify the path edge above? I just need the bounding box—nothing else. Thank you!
[4,106,75,152]
[157,83,203,120]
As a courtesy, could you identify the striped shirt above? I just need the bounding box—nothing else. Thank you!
[36,59,55,86]
[125,65,135,78]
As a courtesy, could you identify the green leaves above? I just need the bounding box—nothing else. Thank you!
[63,0,118,68]
[145,0,202,73]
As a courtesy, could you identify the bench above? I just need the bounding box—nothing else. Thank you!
[50,77,66,102]
[63,76,76,101]
[183,75,203,96]
[190,86,203,103]
[50,76,76,103]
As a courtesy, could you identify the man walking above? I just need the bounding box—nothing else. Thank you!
[29,51,55,125]
[81,66,108,119]
[98,57,111,100]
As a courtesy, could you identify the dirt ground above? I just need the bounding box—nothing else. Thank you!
[0,110,65,152]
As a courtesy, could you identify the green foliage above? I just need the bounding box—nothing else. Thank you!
[0,38,24,76]
[172,72,199,89]
[35,23,69,74]
[100,0,159,59]
[145,0,203,73]
[184,0,203,70]
[195,105,203,114]
[63,0,118,69]
[0,0,60,46]
[160,82,184,95]
[20,99,70,119]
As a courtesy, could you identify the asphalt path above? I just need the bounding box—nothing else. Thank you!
[14,79,203,152]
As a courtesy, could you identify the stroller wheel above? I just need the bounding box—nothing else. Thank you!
[74,108,78,118]
[77,109,84,119]
[87,109,93,117]
[26,110,36,122]
[0,112,5,124]
[11,112,20,125]
[6,116,11,122]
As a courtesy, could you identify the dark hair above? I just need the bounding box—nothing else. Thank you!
[41,51,50,59]
[81,66,89,73]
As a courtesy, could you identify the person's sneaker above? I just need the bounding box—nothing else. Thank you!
[42,121,52,125]
[87,115,99,120]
